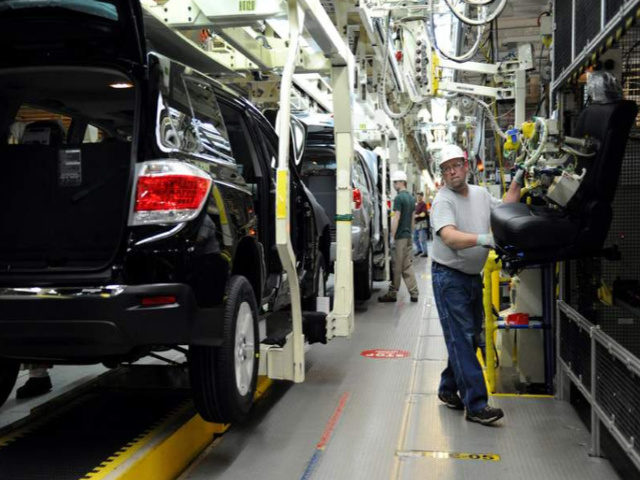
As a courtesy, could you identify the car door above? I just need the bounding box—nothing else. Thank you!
[352,152,373,260]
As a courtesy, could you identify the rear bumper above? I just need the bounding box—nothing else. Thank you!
[0,283,223,361]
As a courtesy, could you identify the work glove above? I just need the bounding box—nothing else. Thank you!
[476,233,495,248]
[513,166,526,186]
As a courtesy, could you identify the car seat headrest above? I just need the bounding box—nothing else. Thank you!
[22,120,66,146]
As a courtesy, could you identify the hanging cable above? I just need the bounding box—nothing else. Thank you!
[443,0,508,26]
[379,12,414,119]
[459,94,507,140]
[427,0,486,63]
[462,0,496,5]
[523,117,549,168]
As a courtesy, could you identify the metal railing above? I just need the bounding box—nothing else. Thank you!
[557,298,640,470]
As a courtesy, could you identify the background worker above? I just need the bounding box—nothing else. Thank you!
[413,192,429,257]
[379,170,419,303]
[431,144,522,425]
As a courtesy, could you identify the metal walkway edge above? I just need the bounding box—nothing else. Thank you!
[0,365,271,480]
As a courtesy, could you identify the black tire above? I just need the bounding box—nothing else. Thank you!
[0,359,19,408]
[354,247,373,301]
[189,275,259,424]
[304,253,327,310]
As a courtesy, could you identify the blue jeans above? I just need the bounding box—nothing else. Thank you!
[432,262,487,413]
[413,229,422,253]
[418,228,428,255]
[413,228,428,254]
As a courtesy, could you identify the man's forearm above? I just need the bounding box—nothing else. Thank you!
[391,213,399,239]
[439,226,487,250]
[441,231,478,249]
[503,180,521,203]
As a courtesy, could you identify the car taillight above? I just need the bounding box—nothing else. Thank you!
[141,296,177,306]
[129,160,212,226]
[353,188,362,209]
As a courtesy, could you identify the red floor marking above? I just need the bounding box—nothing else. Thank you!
[360,349,410,359]
[316,392,350,450]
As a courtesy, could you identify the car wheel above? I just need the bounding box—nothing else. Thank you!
[189,275,259,424]
[0,359,19,408]
[354,247,373,301]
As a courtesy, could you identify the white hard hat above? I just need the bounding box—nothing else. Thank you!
[391,170,407,182]
[438,144,465,167]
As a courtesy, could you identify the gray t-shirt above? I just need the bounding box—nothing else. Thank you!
[431,184,501,274]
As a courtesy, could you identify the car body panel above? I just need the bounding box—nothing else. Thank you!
[0,4,323,363]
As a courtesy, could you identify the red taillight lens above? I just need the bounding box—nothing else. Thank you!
[135,175,210,212]
[353,188,362,209]
[129,160,212,226]
[141,296,177,306]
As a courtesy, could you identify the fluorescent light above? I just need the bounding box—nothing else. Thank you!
[109,82,133,89]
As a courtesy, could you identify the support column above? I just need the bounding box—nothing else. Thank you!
[326,62,355,339]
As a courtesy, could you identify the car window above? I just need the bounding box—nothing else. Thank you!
[7,105,70,145]
[83,124,107,143]
[154,58,234,163]
[217,101,262,183]
[182,76,233,159]
[301,150,336,175]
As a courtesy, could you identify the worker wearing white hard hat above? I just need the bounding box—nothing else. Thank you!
[430,144,522,426]
[379,169,419,303]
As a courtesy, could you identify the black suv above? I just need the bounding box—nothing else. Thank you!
[298,116,385,301]
[0,0,329,423]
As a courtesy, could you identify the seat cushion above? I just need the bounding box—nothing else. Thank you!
[491,203,580,250]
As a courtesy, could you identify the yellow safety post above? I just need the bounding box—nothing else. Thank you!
[482,250,502,394]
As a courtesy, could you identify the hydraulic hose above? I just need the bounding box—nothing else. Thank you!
[460,94,507,140]
[462,0,496,5]
[443,0,508,26]
[427,0,486,63]
[524,117,549,168]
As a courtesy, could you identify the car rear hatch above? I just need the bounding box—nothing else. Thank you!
[0,0,145,275]
[0,0,145,67]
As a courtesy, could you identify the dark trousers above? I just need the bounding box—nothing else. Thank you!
[431,262,488,413]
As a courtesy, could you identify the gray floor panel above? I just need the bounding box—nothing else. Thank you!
[413,360,447,394]
[421,316,444,337]
[417,335,448,361]
[185,259,621,480]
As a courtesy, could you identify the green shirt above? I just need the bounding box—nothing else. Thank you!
[393,190,415,239]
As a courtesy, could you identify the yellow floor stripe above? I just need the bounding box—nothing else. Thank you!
[82,376,272,480]
[490,393,553,399]
[80,402,195,480]
[397,450,500,462]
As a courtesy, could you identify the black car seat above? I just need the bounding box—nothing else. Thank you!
[21,120,66,146]
[491,99,638,269]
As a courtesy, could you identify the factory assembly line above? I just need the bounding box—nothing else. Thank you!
[0,0,638,478]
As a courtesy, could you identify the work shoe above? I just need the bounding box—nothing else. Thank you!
[16,376,52,399]
[465,405,504,425]
[410,296,419,303]
[414,251,422,256]
[421,253,429,258]
[378,293,397,303]
[438,391,464,410]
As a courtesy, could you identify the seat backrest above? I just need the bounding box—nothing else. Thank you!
[568,100,638,253]
[568,100,638,210]
[21,120,66,146]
